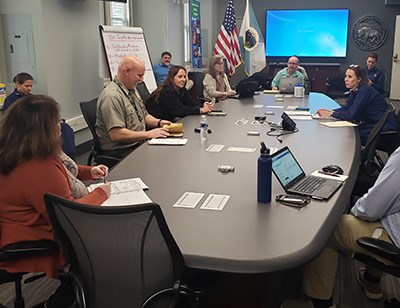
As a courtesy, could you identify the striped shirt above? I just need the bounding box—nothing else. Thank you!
[351,146,400,247]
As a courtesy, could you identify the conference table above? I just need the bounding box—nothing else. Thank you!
[108,92,360,274]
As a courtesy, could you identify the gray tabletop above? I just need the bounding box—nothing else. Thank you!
[108,92,360,273]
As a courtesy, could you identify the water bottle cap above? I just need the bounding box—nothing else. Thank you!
[260,142,270,155]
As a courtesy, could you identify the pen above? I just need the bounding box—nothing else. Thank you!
[103,175,107,183]
[318,171,340,177]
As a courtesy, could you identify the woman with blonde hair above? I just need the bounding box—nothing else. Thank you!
[203,54,236,103]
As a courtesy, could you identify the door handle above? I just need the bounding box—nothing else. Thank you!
[394,54,399,63]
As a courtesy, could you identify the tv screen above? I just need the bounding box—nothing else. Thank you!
[265,9,349,57]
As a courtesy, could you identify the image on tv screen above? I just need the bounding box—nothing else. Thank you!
[265,9,349,57]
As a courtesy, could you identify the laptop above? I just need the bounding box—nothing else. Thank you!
[230,80,259,99]
[271,146,343,200]
[278,77,303,94]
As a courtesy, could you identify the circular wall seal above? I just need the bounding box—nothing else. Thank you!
[352,15,387,51]
[244,27,259,51]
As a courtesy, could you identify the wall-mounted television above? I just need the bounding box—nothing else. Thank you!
[265,9,349,58]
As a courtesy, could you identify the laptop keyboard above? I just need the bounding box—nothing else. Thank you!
[293,176,327,194]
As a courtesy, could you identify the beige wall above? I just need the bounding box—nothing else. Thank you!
[0,0,104,144]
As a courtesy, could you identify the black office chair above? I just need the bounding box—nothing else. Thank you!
[0,240,58,308]
[136,82,151,103]
[325,72,349,100]
[354,237,400,307]
[351,103,394,201]
[377,100,400,156]
[79,98,121,168]
[44,193,200,308]
[247,71,271,91]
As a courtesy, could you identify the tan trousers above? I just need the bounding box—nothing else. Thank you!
[303,214,393,300]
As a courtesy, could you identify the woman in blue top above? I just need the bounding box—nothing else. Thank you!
[146,66,213,122]
[2,72,33,111]
[317,65,398,145]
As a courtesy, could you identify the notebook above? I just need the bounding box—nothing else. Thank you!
[278,77,303,94]
[271,146,343,200]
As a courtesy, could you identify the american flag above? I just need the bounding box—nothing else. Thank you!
[213,0,241,75]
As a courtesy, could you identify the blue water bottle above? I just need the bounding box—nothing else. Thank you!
[257,142,272,203]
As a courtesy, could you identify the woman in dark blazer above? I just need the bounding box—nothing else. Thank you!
[317,65,399,145]
[146,66,213,122]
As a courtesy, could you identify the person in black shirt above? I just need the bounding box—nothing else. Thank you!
[146,66,213,122]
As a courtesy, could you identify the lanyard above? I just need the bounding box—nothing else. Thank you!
[115,80,145,131]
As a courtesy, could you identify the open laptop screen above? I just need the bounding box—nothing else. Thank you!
[278,77,302,94]
[271,147,305,188]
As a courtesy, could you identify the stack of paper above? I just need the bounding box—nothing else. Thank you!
[148,138,188,145]
[88,178,151,206]
[319,121,357,128]
[285,110,312,120]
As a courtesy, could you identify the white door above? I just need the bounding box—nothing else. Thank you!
[390,15,400,100]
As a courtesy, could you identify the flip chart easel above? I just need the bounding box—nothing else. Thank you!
[99,25,157,93]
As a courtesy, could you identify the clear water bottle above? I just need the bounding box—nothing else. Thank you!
[200,115,208,142]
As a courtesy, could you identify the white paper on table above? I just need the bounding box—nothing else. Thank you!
[285,110,311,116]
[235,118,249,125]
[289,115,313,120]
[252,104,264,109]
[89,178,149,193]
[101,189,152,206]
[206,144,225,152]
[173,192,205,208]
[311,170,348,182]
[319,121,358,128]
[89,178,152,207]
[266,105,284,109]
[148,138,188,145]
[227,147,257,153]
[286,105,297,110]
[200,194,230,211]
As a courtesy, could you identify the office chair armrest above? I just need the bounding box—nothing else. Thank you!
[360,160,382,178]
[380,130,399,136]
[0,240,58,261]
[57,264,87,308]
[70,271,88,308]
[96,155,121,169]
[357,237,400,264]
